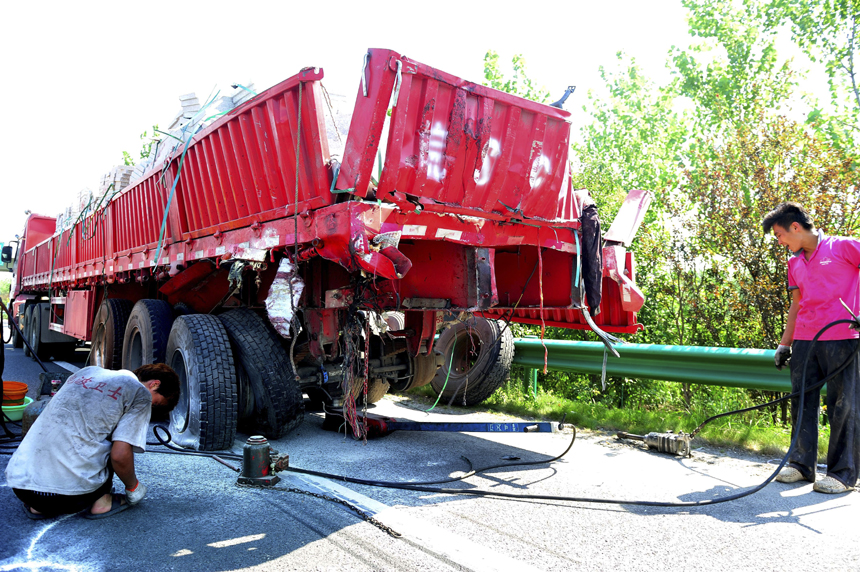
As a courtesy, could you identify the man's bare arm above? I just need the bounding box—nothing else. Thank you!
[780,288,801,346]
[110,441,138,491]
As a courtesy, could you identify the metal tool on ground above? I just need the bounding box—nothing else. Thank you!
[237,435,285,487]
[616,431,692,457]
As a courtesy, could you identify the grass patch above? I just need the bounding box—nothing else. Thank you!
[404,383,829,461]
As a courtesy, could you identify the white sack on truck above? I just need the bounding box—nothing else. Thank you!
[266,257,305,338]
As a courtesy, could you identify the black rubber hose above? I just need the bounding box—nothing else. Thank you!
[283,427,575,487]
[689,330,858,437]
[151,318,851,508]
[1,302,8,345]
[326,319,854,507]
[148,423,576,487]
[17,320,850,507]
[0,299,24,432]
[0,299,49,373]
[146,425,243,460]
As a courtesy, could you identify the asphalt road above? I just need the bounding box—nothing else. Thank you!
[1,329,859,572]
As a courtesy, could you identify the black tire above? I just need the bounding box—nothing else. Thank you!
[10,313,23,349]
[28,303,48,361]
[90,299,134,369]
[355,378,389,405]
[366,379,390,403]
[167,314,238,451]
[218,308,304,439]
[173,302,196,318]
[22,305,33,357]
[411,352,439,389]
[122,299,174,371]
[430,318,514,406]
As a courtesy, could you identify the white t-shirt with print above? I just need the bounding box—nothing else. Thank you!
[5,366,151,495]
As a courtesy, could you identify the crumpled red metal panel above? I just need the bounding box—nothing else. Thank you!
[171,68,333,239]
[337,48,577,224]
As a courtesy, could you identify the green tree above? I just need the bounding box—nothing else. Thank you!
[672,0,796,133]
[678,115,859,347]
[122,124,160,166]
[572,53,687,218]
[763,0,860,149]
[483,51,550,103]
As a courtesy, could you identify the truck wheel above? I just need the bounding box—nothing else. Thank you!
[353,378,390,405]
[411,352,439,389]
[167,315,238,451]
[28,303,49,361]
[122,300,174,370]
[22,305,33,357]
[172,302,196,317]
[90,299,134,369]
[218,308,304,439]
[365,378,390,404]
[430,318,514,406]
[10,313,23,349]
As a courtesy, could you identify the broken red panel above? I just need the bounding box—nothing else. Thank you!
[337,48,577,224]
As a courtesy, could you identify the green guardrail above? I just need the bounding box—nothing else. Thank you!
[512,339,796,393]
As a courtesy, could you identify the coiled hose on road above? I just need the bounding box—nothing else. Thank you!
[2,311,857,509]
[143,318,859,508]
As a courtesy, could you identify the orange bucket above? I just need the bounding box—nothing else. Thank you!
[2,382,28,407]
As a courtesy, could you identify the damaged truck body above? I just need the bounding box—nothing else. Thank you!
[6,48,651,450]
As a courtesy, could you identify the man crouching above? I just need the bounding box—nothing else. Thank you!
[5,364,179,519]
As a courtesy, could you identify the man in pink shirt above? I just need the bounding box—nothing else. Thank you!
[763,202,860,494]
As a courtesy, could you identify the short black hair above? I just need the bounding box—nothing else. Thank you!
[762,202,814,233]
[134,363,180,417]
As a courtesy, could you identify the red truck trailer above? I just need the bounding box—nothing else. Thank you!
[5,48,651,450]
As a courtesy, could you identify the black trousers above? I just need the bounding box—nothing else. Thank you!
[789,339,860,487]
[13,465,114,516]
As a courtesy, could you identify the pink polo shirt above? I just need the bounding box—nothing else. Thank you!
[787,231,860,341]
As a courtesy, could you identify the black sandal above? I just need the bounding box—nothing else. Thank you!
[82,494,130,520]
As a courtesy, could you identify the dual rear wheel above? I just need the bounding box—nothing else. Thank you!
[88,298,303,450]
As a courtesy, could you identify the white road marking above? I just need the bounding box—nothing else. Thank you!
[52,362,80,373]
[285,473,542,572]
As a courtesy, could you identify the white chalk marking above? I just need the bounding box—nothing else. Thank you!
[285,473,541,572]
[207,533,266,548]
[0,514,87,572]
[0,561,81,571]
